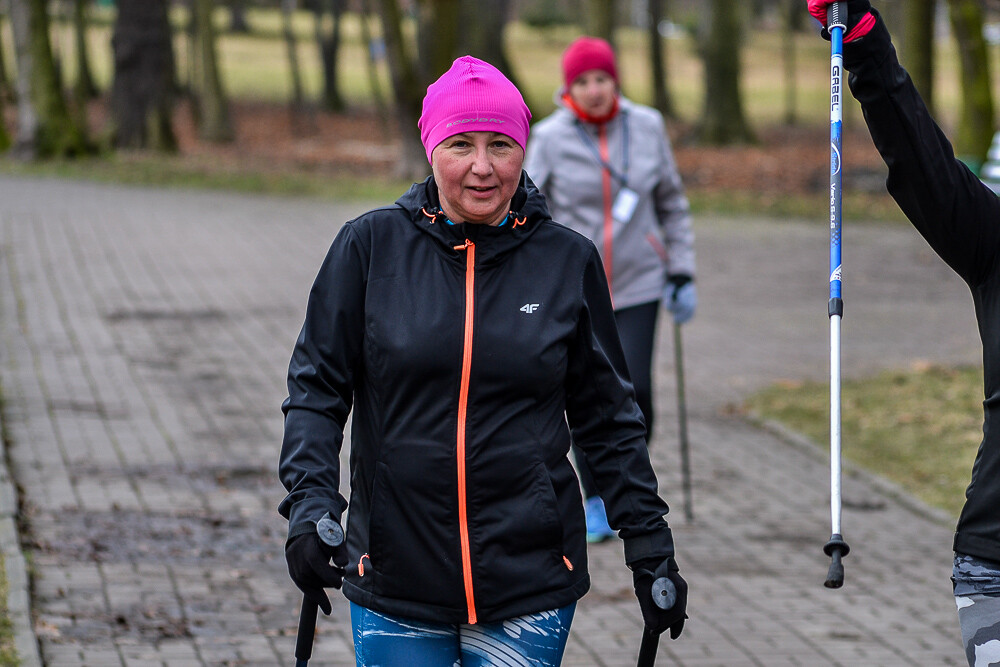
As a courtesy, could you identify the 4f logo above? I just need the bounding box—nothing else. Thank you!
[520,303,540,314]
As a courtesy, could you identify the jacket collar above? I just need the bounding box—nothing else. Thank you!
[396,172,551,265]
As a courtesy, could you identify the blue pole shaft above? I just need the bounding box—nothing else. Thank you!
[824,1,850,590]
[829,5,844,537]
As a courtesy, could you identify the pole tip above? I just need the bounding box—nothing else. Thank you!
[823,534,850,588]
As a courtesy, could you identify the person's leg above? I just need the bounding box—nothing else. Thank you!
[613,300,660,442]
[574,300,659,543]
[459,603,576,667]
[351,601,460,666]
[952,553,1000,666]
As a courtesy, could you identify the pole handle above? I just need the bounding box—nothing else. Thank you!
[829,1,847,31]
[295,596,319,666]
[636,570,677,666]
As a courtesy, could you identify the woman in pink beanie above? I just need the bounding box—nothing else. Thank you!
[525,37,697,546]
[280,55,686,665]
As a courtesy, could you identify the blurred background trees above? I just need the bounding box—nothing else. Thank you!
[0,0,999,173]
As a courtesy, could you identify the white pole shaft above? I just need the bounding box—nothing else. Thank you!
[830,313,843,536]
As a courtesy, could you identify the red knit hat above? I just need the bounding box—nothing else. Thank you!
[561,36,618,89]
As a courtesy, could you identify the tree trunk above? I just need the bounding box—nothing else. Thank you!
[73,0,99,102]
[358,0,388,117]
[416,0,461,85]
[377,0,428,180]
[457,0,518,86]
[0,81,9,152]
[191,0,234,142]
[0,5,12,100]
[313,0,345,112]
[947,0,993,170]
[583,0,615,45]
[903,0,935,115]
[281,0,305,111]
[228,0,250,32]
[649,0,675,118]
[781,0,797,125]
[9,0,89,158]
[110,0,177,151]
[697,0,754,144]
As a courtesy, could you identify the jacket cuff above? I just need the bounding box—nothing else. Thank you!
[842,10,893,74]
[285,497,344,544]
[624,528,675,569]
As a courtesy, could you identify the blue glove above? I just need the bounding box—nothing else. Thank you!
[663,277,697,325]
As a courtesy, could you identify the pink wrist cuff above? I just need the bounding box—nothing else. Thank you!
[844,12,876,42]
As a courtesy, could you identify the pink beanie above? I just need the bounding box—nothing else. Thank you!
[418,56,531,164]
[561,36,618,89]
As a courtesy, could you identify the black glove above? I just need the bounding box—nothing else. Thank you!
[632,556,688,639]
[285,530,348,615]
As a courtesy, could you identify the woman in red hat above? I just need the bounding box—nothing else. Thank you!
[525,37,697,543]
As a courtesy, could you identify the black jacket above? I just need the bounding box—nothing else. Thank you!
[278,174,675,624]
[845,14,1000,562]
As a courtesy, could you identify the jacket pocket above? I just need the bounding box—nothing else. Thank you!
[367,449,466,610]
[472,459,572,606]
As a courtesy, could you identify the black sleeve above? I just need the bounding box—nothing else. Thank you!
[564,245,675,565]
[277,222,369,541]
[844,13,1000,286]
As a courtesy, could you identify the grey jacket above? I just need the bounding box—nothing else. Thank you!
[525,96,695,310]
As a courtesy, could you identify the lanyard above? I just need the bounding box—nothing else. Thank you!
[574,110,629,187]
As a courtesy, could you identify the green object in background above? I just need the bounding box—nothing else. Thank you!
[979,131,1000,194]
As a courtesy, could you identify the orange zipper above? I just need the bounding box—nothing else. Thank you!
[599,124,614,292]
[454,239,477,624]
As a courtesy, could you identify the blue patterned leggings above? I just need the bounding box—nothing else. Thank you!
[350,601,576,666]
[953,553,1000,667]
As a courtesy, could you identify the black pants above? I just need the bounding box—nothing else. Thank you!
[573,299,659,499]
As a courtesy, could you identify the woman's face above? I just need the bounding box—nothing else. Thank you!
[568,69,617,117]
[431,132,524,226]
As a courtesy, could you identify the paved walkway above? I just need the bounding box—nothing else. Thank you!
[0,176,984,666]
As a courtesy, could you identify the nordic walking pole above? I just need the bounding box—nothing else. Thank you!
[823,0,851,589]
[673,321,694,522]
[294,513,345,666]
[295,598,319,667]
[636,567,678,667]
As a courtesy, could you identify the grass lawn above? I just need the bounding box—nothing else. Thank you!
[742,362,985,518]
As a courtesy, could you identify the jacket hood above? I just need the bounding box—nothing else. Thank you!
[395,172,552,266]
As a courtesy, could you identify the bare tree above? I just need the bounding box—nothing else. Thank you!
[648,0,676,118]
[378,0,433,179]
[0,3,12,100]
[9,0,89,158]
[110,0,177,151]
[312,0,346,112]
[696,0,754,144]
[583,0,615,45]
[457,0,518,85]
[902,0,935,114]
[947,0,994,168]
[281,0,305,112]
[190,0,234,142]
[416,0,461,85]
[228,0,250,32]
[72,0,99,102]
[0,77,9,151]
[781,0,797,124]
[358,0,388,116]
